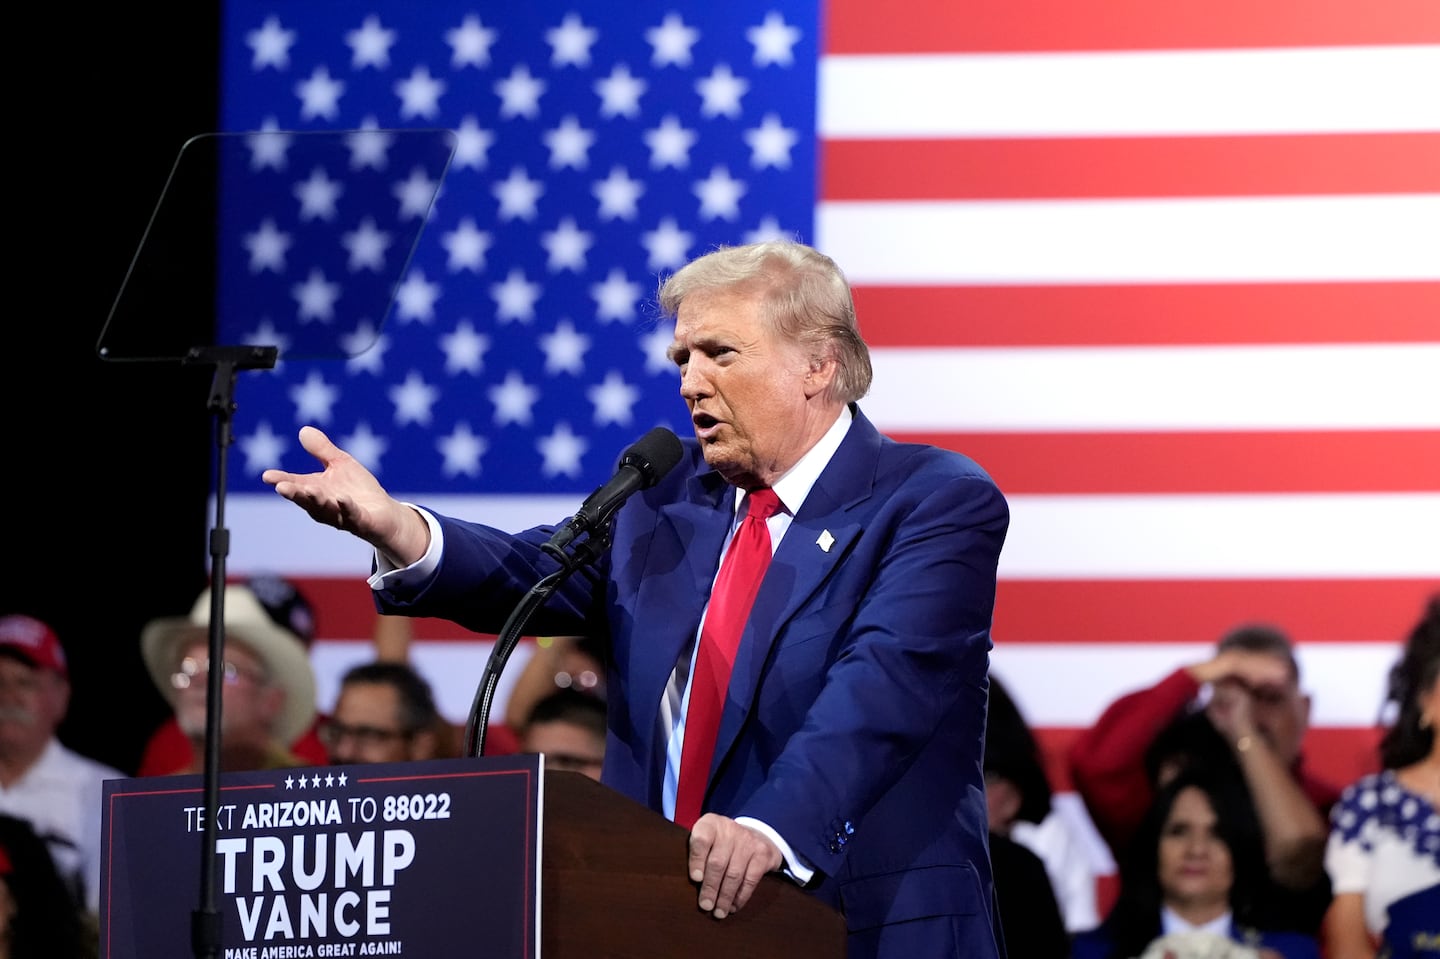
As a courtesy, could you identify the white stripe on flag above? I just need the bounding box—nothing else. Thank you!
[1002,493,1440,578]
[991,642,1397,728]
[864,344,1440,431]
[310,637,1396,732]
[819,46,1440,137]
[228,492,1440,580]
[816,195,1440,283]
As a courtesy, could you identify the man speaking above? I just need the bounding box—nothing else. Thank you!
[264,240,1010,959]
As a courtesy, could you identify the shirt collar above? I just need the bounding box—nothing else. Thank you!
[1160,904,1232,938]
[736,405,852,518]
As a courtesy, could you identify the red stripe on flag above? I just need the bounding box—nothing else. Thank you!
[824,0,1440,52]
[1034,726,1382,794]
[296,577,501,643]
[822,134,1440,201]
[890,431,1440,494]
[296,579,1436,648]
[992,579,1437,645]
[851,283,1440,347]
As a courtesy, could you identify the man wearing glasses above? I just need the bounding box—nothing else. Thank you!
[140,581,318,775]
[321,660,449,765]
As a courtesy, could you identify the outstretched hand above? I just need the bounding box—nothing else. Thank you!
[262,426,431,567]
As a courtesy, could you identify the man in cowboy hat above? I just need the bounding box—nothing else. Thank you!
[140,579,319,774]
[0,613,125,918]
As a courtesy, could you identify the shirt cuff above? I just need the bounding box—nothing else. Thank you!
[734,816,815,886]
[367,504,443,588]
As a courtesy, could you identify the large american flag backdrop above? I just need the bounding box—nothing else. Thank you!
[214,0,1440,878]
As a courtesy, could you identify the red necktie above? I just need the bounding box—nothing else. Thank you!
[674,487,782,828]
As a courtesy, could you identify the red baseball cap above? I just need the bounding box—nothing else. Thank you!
[0,614,70,679]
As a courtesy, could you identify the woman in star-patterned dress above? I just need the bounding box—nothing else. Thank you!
[1323,594,1440,959]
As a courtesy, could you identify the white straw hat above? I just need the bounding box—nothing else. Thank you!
[140,582,318,747]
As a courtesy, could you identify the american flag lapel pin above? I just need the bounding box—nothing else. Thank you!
[817,530,835,553]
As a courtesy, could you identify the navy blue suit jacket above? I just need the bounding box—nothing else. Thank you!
[377,408,1010,958]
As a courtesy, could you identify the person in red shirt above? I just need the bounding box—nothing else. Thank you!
[1069,623,1340,935]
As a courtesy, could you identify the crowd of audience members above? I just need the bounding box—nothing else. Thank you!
[0,583,1435,957]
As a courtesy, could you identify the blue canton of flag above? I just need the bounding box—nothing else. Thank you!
[217,1,818,499]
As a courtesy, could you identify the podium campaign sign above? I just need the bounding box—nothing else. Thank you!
[100,754,542,958]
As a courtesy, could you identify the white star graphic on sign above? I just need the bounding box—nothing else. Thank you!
[490,371,540,426]
[347,15,396,69]
[441,320,490,375]
[293,269,341,321]
[241,421,287,474]
[642,218,693,270]
[342,421,388,473]
[393,269,442,323]
[540,217,593,273]
[591,268,642,322]
[343,323,387,373]
[452,117,495,170]
[644,115,696,169]
[544,115,595,170]
[496,65,545,119]
[694,166,747,220]
[595,64,646,118]
[588,371,641,426]
[284,774,295,789]
[395,166,443,219]
[646,14,699,67]
[538,423,588,479]
[593,167,643,221]
[294,168,343,221]
[291,371,340,423]
[494,167,544,221]
[390,371,441,427]
[296,66,345,120]
[641,322,678,375]
[346,119,393,170]
[447,15,497,68]
[439,422,489,478]
[745,114,798,169]
[246,123,291,171]
[441,219,492,272]
[696,64,747,119]
[312,775,321,787]
[395,66,446,120]
[248,16,295,70]
[342,218,392,273]
[547,13,598,67]
[338,773,348,786]
[243,219,291,273]
[540,320,590,375]
[491,269,541,322]
[748,12,802,67]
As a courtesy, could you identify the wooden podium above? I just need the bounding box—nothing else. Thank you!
[543,771,848,958]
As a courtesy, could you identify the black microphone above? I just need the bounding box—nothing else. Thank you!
[544,427,684,554]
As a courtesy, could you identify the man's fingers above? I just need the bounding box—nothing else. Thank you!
[298,425,333,456]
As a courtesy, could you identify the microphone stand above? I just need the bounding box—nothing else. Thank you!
[184,344,278,959]
[462,522,613,757]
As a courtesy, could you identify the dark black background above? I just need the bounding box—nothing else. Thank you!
[6,9,223,773]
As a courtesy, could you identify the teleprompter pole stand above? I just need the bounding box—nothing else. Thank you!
[183,345,278,959]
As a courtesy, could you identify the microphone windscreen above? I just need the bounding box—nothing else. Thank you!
[622,427,684,486]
